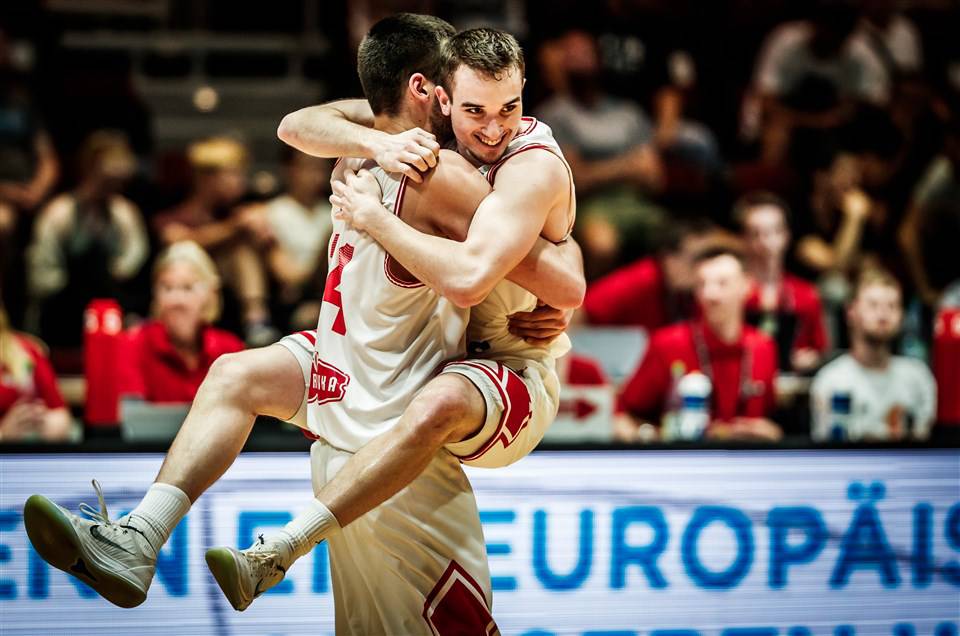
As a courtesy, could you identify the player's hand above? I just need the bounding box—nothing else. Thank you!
[507,304,572,346]
[330,168,385,232]
[370,128,440,184]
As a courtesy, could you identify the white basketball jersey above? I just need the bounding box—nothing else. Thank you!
[306,158,469,452]
[469,117,575,367]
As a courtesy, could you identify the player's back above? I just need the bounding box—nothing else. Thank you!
[308,159,469,452]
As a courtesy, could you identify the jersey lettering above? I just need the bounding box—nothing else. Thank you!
[308,354,350,405]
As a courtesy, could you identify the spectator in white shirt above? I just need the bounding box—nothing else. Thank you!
[811,268,936,441]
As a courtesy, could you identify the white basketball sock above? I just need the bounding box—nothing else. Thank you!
[274,498,341,561]
[126,482,192,552]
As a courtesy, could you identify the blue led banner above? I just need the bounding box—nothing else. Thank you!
[0,450,957,635]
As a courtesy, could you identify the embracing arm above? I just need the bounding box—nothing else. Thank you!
[507,237,585,309]
[277,99,439,182]
[335,151,567,308]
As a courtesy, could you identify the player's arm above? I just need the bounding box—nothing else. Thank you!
[333,150,569,308]
[363,149,583,309]
[505,237,585,309]
[277,99,439,183]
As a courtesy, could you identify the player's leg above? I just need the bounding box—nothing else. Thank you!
[23,343,307,608]
[206,372,487,610]
[321,372,485,526]
[319,444,496,634]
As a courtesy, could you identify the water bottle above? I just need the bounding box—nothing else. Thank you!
[829,392,853,442]
[676,371,712,440]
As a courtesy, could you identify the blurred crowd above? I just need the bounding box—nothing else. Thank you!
[0,0,958,445]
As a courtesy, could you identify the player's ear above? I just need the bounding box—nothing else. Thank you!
[409,73,431,103]
[436,86,452,116]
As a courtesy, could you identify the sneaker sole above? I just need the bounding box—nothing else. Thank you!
[23,495,147,608]
[205,548,249,611]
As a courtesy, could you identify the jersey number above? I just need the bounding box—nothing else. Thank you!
[323,241,354,335]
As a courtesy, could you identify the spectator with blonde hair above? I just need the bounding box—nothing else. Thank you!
[116,241,243,404]
[152,136,277,346]
[0,300,72,442]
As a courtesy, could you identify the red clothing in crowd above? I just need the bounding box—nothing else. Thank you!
[117,320,243,403]
[0,336,66,414]
[563,353,608,386]
[744,274,827,356]
[618,320,778,423]
[582,258,694,330]
[934,308,960,426]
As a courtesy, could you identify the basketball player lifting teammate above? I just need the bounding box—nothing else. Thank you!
[24,16,580,634]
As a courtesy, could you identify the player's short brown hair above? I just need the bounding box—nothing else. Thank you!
[357,13,456,116]
[439,28,525,92]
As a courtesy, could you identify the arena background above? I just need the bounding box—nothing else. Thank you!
[1,0,959,633]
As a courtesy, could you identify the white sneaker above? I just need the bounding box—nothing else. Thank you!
[23,480,158,608]
[205,535,292,611]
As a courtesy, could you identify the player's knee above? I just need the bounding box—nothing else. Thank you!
[406,383,479,446]
[203,352,255,404]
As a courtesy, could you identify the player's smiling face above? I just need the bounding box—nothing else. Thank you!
[437,64,524,166]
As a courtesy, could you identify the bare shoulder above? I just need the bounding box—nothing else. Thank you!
[492,147,569,190]
[405,150,490,240]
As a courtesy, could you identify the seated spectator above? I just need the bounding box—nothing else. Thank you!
[899,115,960,308]
[0,301,71,442]
[617,246,782,442]
[536,29,666,276]
[152,136,277,346]
[854,1,923,78]
[26,130,148,353]
[737,192,828,372]
[580,218,717,331]
[810,269,935,442]
[743,3,889,164]
[0,27,60,325]
[794,144,889,341]
[259,147,333,331]
[117,241,243,404]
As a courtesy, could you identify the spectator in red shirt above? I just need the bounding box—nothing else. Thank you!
[580,218,718,331]
[617,246,782,442]
[0,302,71,442]
[118,241,243,404]
[736,192,829,372]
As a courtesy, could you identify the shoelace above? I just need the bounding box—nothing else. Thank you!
[78,479,117,528]
[245,547,284,579]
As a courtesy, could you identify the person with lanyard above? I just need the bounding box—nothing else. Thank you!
[736,191,828,373]
[616,245,782,442]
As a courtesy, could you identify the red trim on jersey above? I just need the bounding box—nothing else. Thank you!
[384,174,425,288]
[328,232,340,259]
[296,330,317,345]
[514,117,538,139]
[453,361,532,462]
[422,560,497,636]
